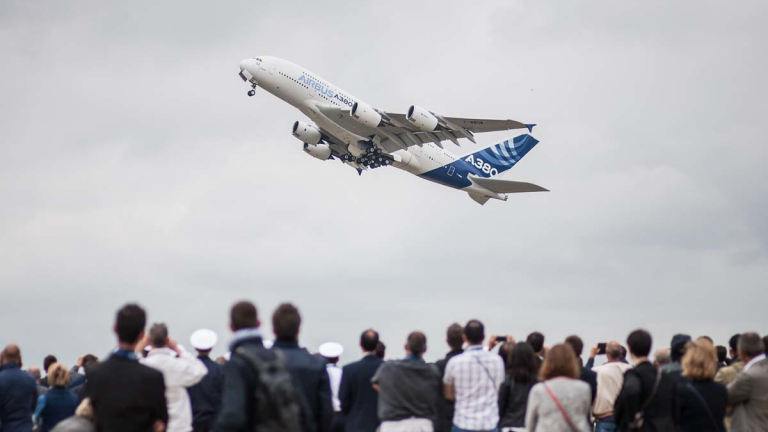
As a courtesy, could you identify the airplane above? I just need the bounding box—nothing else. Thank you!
[238,56,548,205]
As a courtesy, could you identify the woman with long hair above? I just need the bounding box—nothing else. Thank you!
[678,339,727,432]
[498,342,539,432]
[524,344,591,432]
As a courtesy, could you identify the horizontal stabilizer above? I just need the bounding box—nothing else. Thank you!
[470,175,549,194]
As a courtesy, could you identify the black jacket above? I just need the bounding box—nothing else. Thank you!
[212,335,275,432]
[676,379,726,432]
[579,361,598,404]
[433,349,462,432]
[188,355,224,431]
[498,377,536,428]
[0,362,38,432]
[614,361,677,432]
[86,354,167,432]
[339,355,384,432]
[272,341,333,432]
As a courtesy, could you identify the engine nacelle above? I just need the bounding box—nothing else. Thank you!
[292,121,322,144]
[350,102,382,127]
[406,105,440,132]
[303,143,332,161]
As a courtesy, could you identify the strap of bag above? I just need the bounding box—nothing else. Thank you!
[685,382,719,431]
[473,354,498,388]
[641,367,663,411]
[543,383,579,432]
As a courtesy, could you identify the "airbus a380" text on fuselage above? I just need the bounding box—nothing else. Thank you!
[238,56,548,205]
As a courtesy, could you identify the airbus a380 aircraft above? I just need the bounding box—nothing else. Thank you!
[238,56,548,205]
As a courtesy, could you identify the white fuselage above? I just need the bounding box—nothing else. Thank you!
[239,56,495,197]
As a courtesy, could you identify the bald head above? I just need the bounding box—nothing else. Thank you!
[606,341,622,360]
[1,344,22,366]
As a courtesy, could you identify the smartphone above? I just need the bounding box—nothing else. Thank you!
[496,336,507,343]
[597,342,607,355]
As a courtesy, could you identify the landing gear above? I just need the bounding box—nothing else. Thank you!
[247,89,255,97]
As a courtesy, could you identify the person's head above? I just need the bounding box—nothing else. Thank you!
[28,366,41,381]
[606,341,622,361]
[539,344,579,381]
[446,323,464,351]
[627,329,653,359]
[149,323,169,348]
[114,304,147,346]
[498,342,514,369]
[729,333,741,359]
[738,332,765,362]
[48,363,71,387]
[670,334,692,362]
[360,329,379,353]
[699,336,714,345]
[406,331,427,357]
[230,301,259,331]
[1,344,22,367]
[526,332,545,354]
[682,340,718,380]
[507,342,539,383]
[375,341,386,359]
[564,335,584,358]
[464,320,485,345]
[654,349,671,367]
[43,355,57,373]
[715,346,727,364]
[81,354,99,368]
[620,345,628,360]
[272,303,301,341]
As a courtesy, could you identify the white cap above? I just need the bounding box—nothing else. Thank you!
[318,342,344,358]
[190,329,218,351]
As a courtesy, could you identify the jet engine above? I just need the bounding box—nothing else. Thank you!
[292,121,322,144]
[406,105,440,132]
[303,143,332,161]
[350,102,382,127]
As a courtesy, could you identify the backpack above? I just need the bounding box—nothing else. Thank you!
[235,346,302,432]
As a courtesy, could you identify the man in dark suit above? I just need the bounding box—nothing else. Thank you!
[565,335,598,403]
[271,303,333,432]
[339,329,384,432]
[0,344,38,432]
[433,323,464,432]
[188,329,224,432]
[86,304,168,432]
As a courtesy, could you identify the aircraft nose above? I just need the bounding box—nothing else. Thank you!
[239,59,252,71]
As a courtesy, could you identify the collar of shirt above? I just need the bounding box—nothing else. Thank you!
[745,353,766,371]
[229,328,263,350]
[0,362,20,371]
[466,344,484,351]
[406,354,424,361]
[112,349,139,361]
[273,340,300,349]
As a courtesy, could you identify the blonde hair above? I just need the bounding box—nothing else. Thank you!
[47,363,70,387]
[682,340,717,380]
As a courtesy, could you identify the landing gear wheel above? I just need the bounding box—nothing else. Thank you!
[374,148,383,155]
[247,90,255,97]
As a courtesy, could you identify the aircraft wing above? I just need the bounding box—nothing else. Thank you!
[314,104,533,154]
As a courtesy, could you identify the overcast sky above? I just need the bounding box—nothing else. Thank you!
[1,0,767,368]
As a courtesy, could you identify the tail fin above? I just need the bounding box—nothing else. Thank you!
[462,134,539,178]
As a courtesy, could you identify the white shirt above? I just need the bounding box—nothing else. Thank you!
[443,345,504,431]
[592,361,632,417]
[141,347,208,432]
[326,364,343,412]
[744,353,766,371]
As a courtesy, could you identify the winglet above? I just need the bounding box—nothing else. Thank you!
[525,124,536,133]
[357,169,363,176]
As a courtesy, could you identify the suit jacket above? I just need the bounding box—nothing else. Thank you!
[187,355,224,429]
[0,362,38,432]
[272,341,333,432]
[728,358,768,432]
[86,354,168,432]
[339,355,383,432]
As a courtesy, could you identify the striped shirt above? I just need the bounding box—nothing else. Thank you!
[443,345,505,430]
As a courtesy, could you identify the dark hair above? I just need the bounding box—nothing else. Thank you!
[115,304,147,344]
[564,335,584,357]
[231,301,258,330]
[43,355,58,372]
[464,320,485,345]
[360,330,379,352]
[149,323,168,348]
[671,334,692,362]
[375,341,386,359]
[498,342,514,369]
[739,332,765,358]
[716,346,727,363]
[540,344,579,380]
[729,334,741,353]
[507,342,539,383]
[82,354,99,366]
[620,345,628,359]
[272,303,301,341]
[627,329,653,357]
[447,323,463,350]
[526,332,545,353]
[407,332,427,356]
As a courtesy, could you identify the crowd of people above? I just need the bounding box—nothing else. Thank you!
[1,301,767,432]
